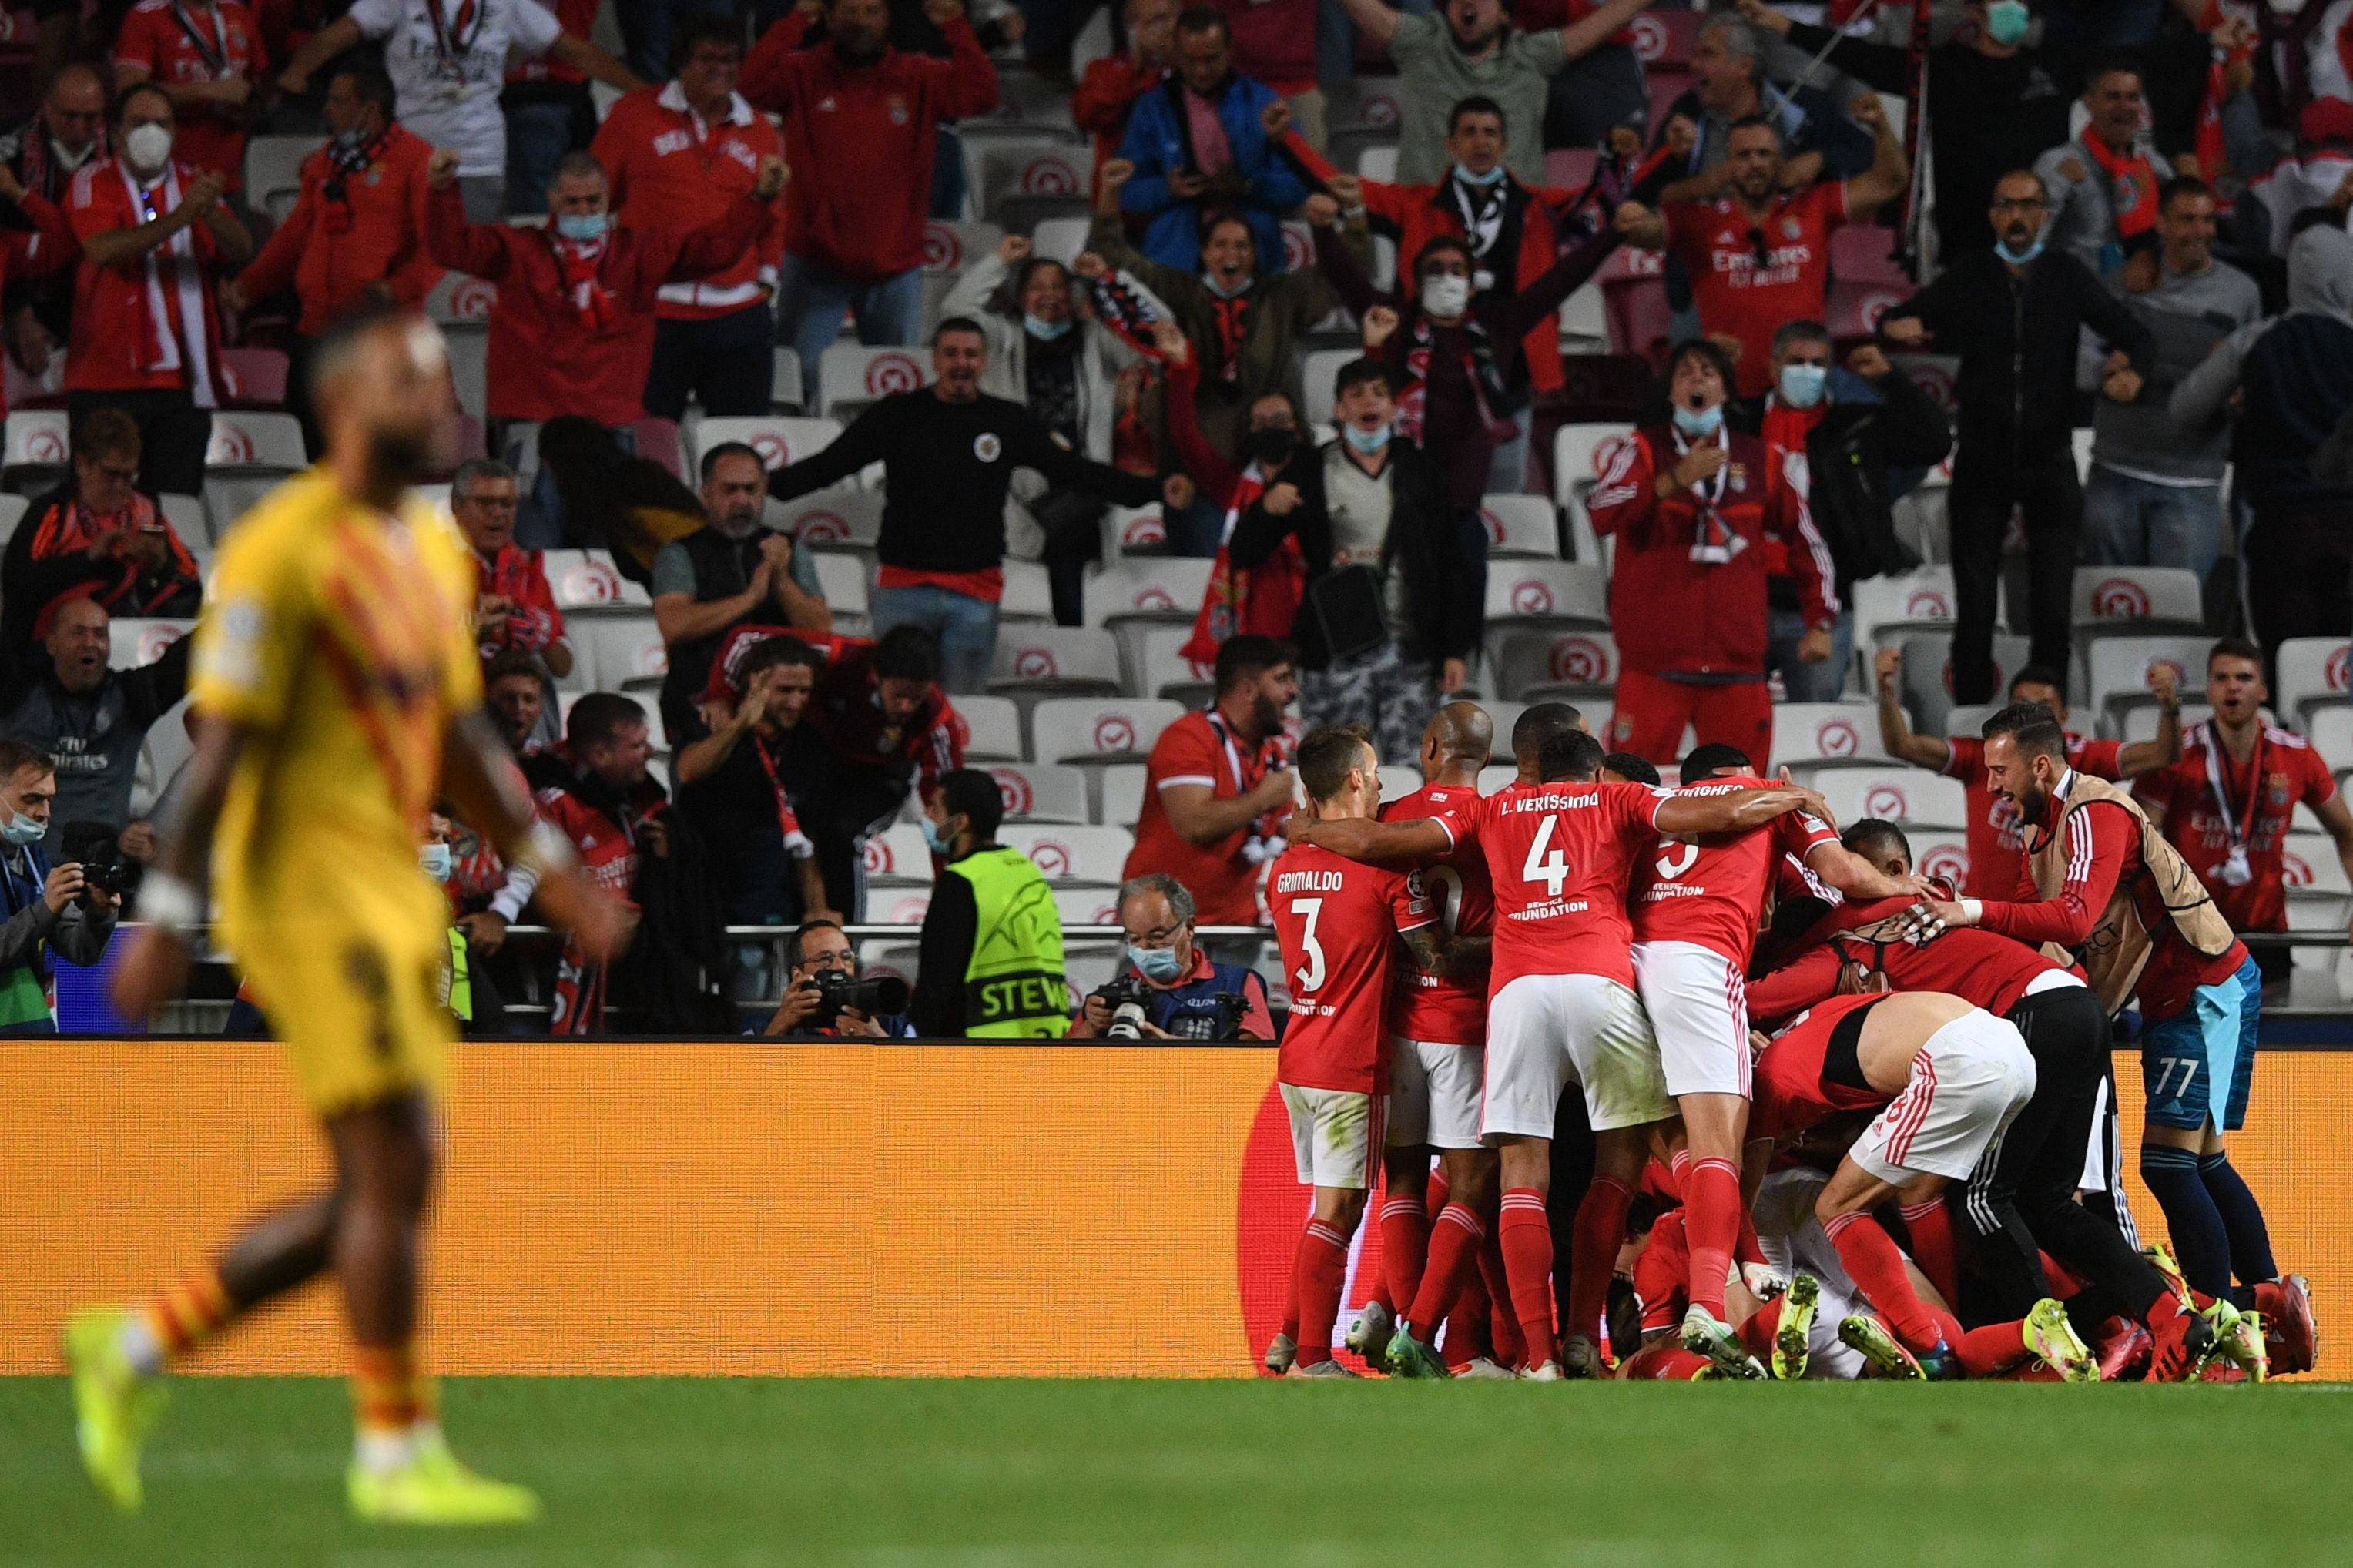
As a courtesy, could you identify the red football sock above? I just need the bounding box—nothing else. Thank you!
[1292,1218,1350,1365]
[1426,1165,1451,1212]
[1949,1313,2033,1379]
[1734,1204,1767,1270]
[1740,1296,1783,1360]
[1497,1189,1557,1366]
[2040,1251,2088,1298]
[1378,1194,1430,1315]
[1442,1274,1490,1369]
[1684,1157,1742,1322]
[1280,1246,1300,1344]
[1825,1210,1943,1355]
[1478,1225,1526,1369]
[1899,1197,1960,1309]
[1407,1201,1483,1333]
[1635,1208,1690,1335]
[1566,1176,1635,1351]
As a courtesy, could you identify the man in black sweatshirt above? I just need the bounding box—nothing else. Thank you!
[766,317,1176,692]
[1879,168,2153,705]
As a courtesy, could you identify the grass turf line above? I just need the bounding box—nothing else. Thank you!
[8,1376,2352,1566]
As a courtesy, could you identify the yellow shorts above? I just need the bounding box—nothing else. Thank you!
[236,917,453,1115]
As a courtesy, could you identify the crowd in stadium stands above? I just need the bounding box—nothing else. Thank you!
[0,0,2342,1049]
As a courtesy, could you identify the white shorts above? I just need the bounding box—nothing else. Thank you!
[1386,1037,1486,1150]
[1281,1082,1383,1189]
[1751,1169,1870,1380]
[1482,972,1671,1139]
[1631,940,1751,1100]
[1852,1010,2038,1184]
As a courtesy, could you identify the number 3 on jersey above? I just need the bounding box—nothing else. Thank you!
[1523,813,1573,897]
[1292,897,1325,993]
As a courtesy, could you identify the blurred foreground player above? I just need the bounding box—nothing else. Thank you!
[64,308,628,1523]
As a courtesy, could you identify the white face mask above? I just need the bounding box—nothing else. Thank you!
[123,122,173,176]
[1420,273,1471,318]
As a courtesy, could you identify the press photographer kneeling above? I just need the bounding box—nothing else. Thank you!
[1066,873,1275,1042]
[763,919,914,1039]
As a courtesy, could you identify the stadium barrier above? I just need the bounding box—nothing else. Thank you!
[2,1040,2347,1379]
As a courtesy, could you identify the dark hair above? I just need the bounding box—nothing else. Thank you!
[1332,357,1390,403]
[792,917,847,969]
[739,635,822,682]
[937,768,1004,842]
[1296,723,1373,803]
[551,149,607,188]
[997,254,1071,319]
[2085,52,2146,92]
[566,691,645,752]
[2160,174,2213,213]
[1678,743,1754,786]
[672,12,743,71]
[1447,95,1506,136]
[1666,337,1737,390]
[1213,634,1295,694]
[332,62,398,116]
[873,625,941,685]
[2007,665,2065,697]
[0,739,55,779]
[72,407,141,464]
[1980,701,2067,759]
[1198,206,1252,244]
[1604,751,1661,786]
[1725,112,1783,149]
[1842,818,1911,863]
[1511,701,1583,762]
[117,80,172,123]
[2208,635,2264,671]
[1537,729,1606,783]
[700,439,766,481]
[483,646,541,686]
[307,300,415,402]
[1413,233,1474,280]
[933,316,988,346]
[1175,5,1229,40]
[1771,319,1832,357]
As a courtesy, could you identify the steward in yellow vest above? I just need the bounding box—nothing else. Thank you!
[908,769,1069,1038]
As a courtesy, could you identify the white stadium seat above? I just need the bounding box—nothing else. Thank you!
[206,411,307,472]
[1081,558,1214,628]
[816,343,934,420]
[1487,627,1617,702]
[986,762,1091,824]
[810,552,870,625]
[1944,702,1996,739]
[2120,702,2214,745]
[770,347,803,413]
[1812,769,1968,829]
[862,822,936,886]
[776,484,882,549]
[693,416,842,474]
[1483,560,1607,628]
[444,325,488,419]
[1852,568,1959,648]
[106,618,193,672]
[1104,504,1168,558]
[0,492,30,544]
[243,133,323,209]
[2071,565,2204,632]
[2087,635,2211,729]
[1301,348,1356,423]
[1477,763,1517,793]
[1128,624,1214,702]
[1098,762,1147,826]
[424,270,498,325]
[575,616,668,692]
[1550,421,1633,565]
[1770,703,1897,774]
[2308,705,2353,772]
[2275,638,2350,727]
[920,220,1004,279]
[1895,631,2030,739]
[949,693,1025,761]
[2,408,68,469]
[1001,561,1055,626]
[1031,216,1092,264]
[1030,696,1183,763]
[2283,832,2352,895]
[1480,495,1557,558]
[1906,829,1973,889]
[1054,884,1125,927]
[990,628,1123,698]
[542,548,653,613]
[1001,824,1134,885]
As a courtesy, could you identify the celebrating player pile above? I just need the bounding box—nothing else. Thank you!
[1272,681,2313,1384]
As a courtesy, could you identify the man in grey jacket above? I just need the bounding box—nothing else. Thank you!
[0,738,119,1034]
[2081,177,2262,584]
[0,595,189,861]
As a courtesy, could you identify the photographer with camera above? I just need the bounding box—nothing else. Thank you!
[762,918,914,1039]
[1066,873,1275,1042]
[0,740,120,1034]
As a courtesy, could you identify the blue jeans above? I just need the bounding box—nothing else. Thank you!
[932,125,967,220]
[504,97,582,216]
[776,256,925,409]
[616,0,739,84]
[1766,605,1853,702]
[871,581,999,695]
[2081,464,2224,585]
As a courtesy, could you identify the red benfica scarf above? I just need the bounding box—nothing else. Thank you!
[2083,130,2162,241]
[1758,396,1824,581]
[548,232,618,330]
[1178,461,1304,667]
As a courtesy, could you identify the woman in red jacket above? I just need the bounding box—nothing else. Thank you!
[1585,338,1838,766]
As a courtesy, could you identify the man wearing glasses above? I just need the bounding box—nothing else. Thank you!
[450,457,574,688]
[1881,169,2151,707]
[0,62,109,390]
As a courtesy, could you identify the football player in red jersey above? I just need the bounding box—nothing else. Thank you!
[1288,727,1823,1378]
[1264,724,1451,1378]
[1875,648,2180,897]
[1629,742,1923,1374]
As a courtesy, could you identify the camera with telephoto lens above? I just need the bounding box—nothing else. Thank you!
[809,968,910,1027]
[61,821,132,900]
[1094,973,1155,1040]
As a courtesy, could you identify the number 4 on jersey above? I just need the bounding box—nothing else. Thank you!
[1523,813,1571,898]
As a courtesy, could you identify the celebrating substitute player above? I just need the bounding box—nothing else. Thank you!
[64,307,628,1523]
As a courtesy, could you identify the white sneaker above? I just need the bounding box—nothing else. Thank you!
[1343,1299,1394,1359]
[1262,1333,1295,1375]
[1519,1359,1565,1381]
[1452,1355,1516,1380]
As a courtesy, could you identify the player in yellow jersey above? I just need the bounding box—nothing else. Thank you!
[62,307,627,1525]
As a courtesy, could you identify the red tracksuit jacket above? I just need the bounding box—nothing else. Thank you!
[1587,424,1837,678]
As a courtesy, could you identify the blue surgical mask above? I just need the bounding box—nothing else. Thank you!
[1671,401,1725,437]
[0,809,42,846]
[555,212,609,243]
[419,843,454,883]
[1777,363,1829,409]
[1983,0,2030,45]
[920,816,957,855]
[1995,234,2046,265]
[1342,422,1392,454]
[1131,943,1186,983]
[1024,313,1072,340]
[1452,162,1507,187]
[332,126,366,152]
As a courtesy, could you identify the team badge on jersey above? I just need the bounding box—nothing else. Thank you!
[974,433,1001,462]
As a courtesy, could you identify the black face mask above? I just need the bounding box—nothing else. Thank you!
[1245,427,1295,467]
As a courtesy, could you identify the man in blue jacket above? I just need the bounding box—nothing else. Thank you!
[1115,7,1305,274]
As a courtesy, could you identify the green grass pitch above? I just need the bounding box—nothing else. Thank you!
[8,1376,2353,1565]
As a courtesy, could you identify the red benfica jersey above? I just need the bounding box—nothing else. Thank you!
[1629,775,1837,965]
[112,0,263,187]
[2134,721,2338,934]
[1749,992,1892,1143]
[474,542,564,661]
[1382,780,1493,1047]
[1746,895,2076,1023]
[1430,779,1669,992]
[1664,179,1847,397]
[1269,843,1432,1094]
[1944,732,2125,900]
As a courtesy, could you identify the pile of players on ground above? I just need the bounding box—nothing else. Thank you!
[1255,696,2316,1383]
